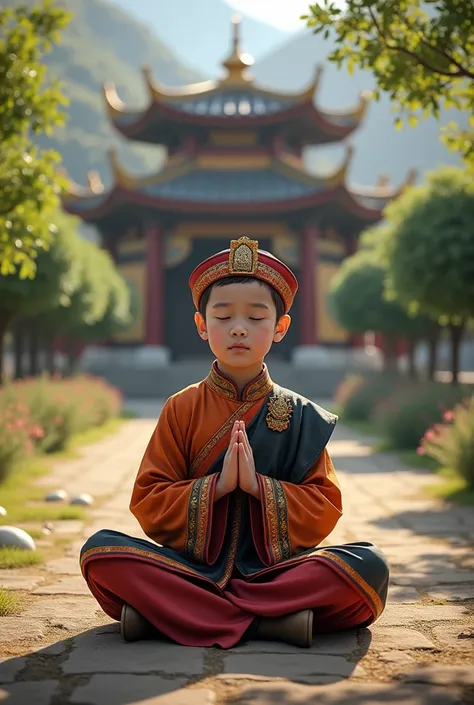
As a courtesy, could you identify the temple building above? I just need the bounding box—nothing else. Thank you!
[62,17,415,365]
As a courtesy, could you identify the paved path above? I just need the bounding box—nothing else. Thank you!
[1,402,474,705]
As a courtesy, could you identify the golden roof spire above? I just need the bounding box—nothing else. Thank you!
[220,15,254,85]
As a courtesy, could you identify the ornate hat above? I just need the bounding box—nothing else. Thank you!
[189,236,298,313]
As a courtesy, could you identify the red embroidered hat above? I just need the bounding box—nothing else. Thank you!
[189,236,298,313]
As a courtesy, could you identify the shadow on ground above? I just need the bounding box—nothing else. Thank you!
[0,624,373,705]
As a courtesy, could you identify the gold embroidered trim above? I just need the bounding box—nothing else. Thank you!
[205,361,273,402]
[217,491,243,589]
[186,475,214,562]
[266,392,293,432]
[243,368,273,402]
[262,476,291,564]
[205,363,237,400]
[189,401,254,477]
[229,237,259,274]
[193,261,293,312]
[316,550,384,618]
[80,545,202,579]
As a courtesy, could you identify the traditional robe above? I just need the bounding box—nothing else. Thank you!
[81,362,389,648]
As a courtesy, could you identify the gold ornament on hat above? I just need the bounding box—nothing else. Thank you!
[228,236,259,274]
[266,392,293,432]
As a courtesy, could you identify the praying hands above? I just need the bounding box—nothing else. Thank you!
[215,420,260,500]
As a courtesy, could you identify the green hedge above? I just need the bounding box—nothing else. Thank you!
[0,374,122,483]
[334,372,401,422]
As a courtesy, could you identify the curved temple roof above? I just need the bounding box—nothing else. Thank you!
[62,145,416,225]
[102,17,370,145]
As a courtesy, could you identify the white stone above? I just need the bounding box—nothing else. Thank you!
[70,494,94,506]
[0,526,36,551]
[45,489,67,502]
[0,506,7,517]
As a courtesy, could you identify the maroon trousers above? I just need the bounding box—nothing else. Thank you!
[85,557,373,648]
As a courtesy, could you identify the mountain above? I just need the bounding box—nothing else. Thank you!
[253,30,469,186]
[1,0,204,188]
[107,0,292,76]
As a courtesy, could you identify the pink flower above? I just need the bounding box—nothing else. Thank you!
[417,446,425,456]
[14,419,25,429]
[30,425,44,439]
[443,410,455,422]
[424,429,436,442]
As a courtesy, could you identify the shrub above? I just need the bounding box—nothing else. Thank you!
[376,382,471,450]
[419,396,474,490]
[15,376,77,454]
[0,374,122,480]
[0,395,35,483]
[335,372,401,422]
[67,375,122,431]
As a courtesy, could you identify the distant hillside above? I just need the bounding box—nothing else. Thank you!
[1,0,203,186]
[108,0,291,76]
[254,30,469,186]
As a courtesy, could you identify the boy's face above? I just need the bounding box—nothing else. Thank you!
[194,280,290,369]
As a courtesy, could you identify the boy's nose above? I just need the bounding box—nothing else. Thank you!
[230,326,247,337]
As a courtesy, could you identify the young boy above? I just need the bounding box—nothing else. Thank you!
[80,236,389,648]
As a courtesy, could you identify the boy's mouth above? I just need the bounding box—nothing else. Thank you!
[229,343,250,350]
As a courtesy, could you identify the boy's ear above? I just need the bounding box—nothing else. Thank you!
[194,312,208,340]
[273,314,291,343]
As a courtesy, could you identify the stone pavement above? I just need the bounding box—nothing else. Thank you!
[1,401,474,705]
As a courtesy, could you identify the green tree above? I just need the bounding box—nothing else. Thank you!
[0,210,83,382]
[0,1,70,279]
[37,240,132,373]
[303,0,474,168]
[330,248,437,374]
[381,165,474,384]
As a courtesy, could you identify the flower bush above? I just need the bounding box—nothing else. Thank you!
[419,396,474,490]
[0,374,122,481]
[375,382,471,450]
[0,395,36,483]
[334,372,401,422]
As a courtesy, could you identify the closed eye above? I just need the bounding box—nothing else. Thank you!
[215,317,231,320]
[249,318,265,321]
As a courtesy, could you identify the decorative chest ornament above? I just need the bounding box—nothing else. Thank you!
[266,393,293,432]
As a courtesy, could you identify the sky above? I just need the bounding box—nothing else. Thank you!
[224,0,344,31]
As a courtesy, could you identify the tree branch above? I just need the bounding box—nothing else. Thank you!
[367,6,470,78]
[392,7,474,81]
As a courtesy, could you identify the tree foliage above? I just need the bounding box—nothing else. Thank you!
[0,0,70,279]
[303,0,474,168]
[0,209,83,346]
[330,249,422,337]
[41,240,132,341]
[382,166,474,323]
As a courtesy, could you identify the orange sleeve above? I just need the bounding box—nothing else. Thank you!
[129,397,226,564]
[250,448,342,566]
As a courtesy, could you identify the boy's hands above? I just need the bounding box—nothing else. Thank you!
[237,421,260,498]
[215,420,239,501]
[214,420,260,501]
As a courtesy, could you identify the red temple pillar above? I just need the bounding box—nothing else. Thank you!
[300,225,319,346]
[145,223,164,346]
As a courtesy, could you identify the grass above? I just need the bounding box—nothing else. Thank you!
[0,457,86,525]
[51,417,126,461]
[0,417,126,525]
[400,450,440,470]
[425,467,474,506]
[0,547,44,569]
[0,588,20,616]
